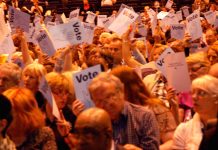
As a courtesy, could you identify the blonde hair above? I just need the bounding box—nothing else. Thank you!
[192,75,218,95]
[45,72,70,94]
[3,87,45,136]
[22,62,47,82]
[186,52,210,67]
[150,44,168,61]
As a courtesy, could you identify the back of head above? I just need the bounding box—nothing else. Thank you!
[75,107,112,150]
[0,94,13,137]
[3,87,45,136]
[76,107,112,131]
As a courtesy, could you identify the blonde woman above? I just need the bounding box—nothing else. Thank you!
[22,62,47,109]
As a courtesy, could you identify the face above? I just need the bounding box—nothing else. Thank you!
[53,90,68,109]
[74,116,109,150]
[206,30,217,45]
[22,70,39,92]
[152,47,164,61]
[88,50,103,63]
[109,41,122,63]
[0,72,13,94]
[207,49,218,65]
[192,88,217,115]
[188,63,209,81]
[90,84,124,121]
[154,1,160,9]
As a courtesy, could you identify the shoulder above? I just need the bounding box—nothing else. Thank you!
[125,102,156,123]
[38,126,56,138]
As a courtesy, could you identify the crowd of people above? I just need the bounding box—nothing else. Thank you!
[0,0,218,150]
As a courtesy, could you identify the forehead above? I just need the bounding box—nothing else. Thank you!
[91,82,117,96]
[110,40,122,47]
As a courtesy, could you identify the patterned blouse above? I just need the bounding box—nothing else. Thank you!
[0,135,16,150]
[16,127,57,150]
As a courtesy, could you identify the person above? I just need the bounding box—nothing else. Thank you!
[45,72,77,150]
[88,72,160,150]
[0,63,21,94]
[22,62,47,110]
[74,107,125,150]
[207,43,218,65]
[3,87,57,150]
[172,75,218,150]
[0,94,16,150]
[205,29,217,46]
[186,52,211,81]
[208,63,218,78]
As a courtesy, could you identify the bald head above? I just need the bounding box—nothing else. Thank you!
[76,107,112,130]
[74,108,112,150]
[209,63,218,78]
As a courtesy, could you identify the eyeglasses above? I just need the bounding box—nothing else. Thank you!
[93,93,118,107]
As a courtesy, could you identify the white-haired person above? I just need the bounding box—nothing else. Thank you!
[0,63,21,94]
[22,62,47,110]
[172,75,218,150]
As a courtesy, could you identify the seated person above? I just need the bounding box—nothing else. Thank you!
[0,94,16,150]
[73,107,124,150]
[88,72,160,149]
[0,63,21,94]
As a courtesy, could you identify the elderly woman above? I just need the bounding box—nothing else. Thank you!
[3,87,57,149]
[45,72,79,150]
[172,75,218,149]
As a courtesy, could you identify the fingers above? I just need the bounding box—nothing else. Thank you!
[124,144,142,150]
[72,100,85,116]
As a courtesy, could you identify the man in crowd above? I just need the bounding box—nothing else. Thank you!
[0,63,21,94]
[74,107,125,150]
[88,72,160,150]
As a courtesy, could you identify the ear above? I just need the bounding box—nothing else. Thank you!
[0,119,8,132]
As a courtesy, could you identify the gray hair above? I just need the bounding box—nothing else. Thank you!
[0,63,21,85]
[192,75,218,95]
[88,72,124,94]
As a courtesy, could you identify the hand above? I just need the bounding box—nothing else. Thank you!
[123,144,142,150]
[166,86,178,106]
[57,110,72,137]
[72,100,85,116]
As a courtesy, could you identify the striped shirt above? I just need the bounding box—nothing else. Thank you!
[112,102,160,150]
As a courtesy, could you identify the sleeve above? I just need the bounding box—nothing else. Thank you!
[42,127,58,150]
[171,123,187,150]
[140,110,160,150]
